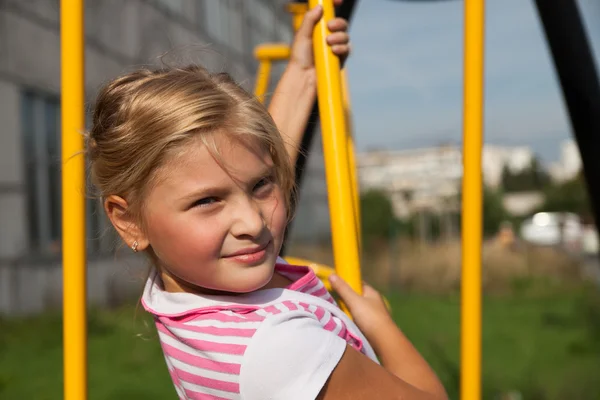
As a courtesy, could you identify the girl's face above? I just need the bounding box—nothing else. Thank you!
[141,134,288,293]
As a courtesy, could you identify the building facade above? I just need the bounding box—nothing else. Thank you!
[357,144,539,218]
[0,0,299,315]
[358,146,463,218]
[482,145,535,188]
[548,139,583,183]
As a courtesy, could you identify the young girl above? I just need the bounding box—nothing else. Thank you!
[89,5,447,400]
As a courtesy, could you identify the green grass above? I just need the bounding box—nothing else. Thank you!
[1,284,599,399]
[387,284,600,399]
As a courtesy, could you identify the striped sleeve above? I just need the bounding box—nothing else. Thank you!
[156,312,265,399]
[239,308,347,400]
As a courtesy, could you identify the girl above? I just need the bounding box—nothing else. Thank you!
[89,5,447,400]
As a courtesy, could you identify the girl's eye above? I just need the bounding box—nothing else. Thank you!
[191,197,218,208]
[253,176,274,195]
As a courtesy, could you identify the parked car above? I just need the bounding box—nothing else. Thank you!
[520,212,583,247]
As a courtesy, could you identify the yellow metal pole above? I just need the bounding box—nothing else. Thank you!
[61,0,87,399]
[461,0,484,399]
[341,70,361,246]
[309,0,362,294]
[254,61,272,103]
[287,2,309,32]
[253,44,291,103]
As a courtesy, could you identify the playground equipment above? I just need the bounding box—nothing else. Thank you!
[61,1,86,399]
[256,2,483,399]
[255,1,363,295]
[59,0,481,398]
[60,0,600,399]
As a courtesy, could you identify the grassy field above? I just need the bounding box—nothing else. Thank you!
[1,282,599,399]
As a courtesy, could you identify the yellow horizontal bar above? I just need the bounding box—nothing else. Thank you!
[254,44,291,61]
[461,0,485,400]
[285,256,391,312]
[284,256,335,291]
[61,0,87,399]
[286,2,308,32]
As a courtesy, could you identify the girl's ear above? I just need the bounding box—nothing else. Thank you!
[104,195,149,252]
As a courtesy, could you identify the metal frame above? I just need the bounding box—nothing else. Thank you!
[283,0,359,255]
[60,1,86,399]
[461,2,484,399]
[59,0,600,399]
[308,0,363,294]
[253,1,363,293]
[534,0,600,240]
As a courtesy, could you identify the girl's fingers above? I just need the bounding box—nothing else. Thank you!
[327,18,349,32]
[326,32,349,46]
[331,44,351,56]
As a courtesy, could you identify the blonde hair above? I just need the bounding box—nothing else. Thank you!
[88,65,295,228]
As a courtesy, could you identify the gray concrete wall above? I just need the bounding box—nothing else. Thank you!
[0,0,296,316]
[0,254,148,315]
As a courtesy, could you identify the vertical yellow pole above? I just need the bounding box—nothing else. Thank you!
[254,61,272,103]
[341,70,361,245]
[461,1,484,400]
[61,0,87,399]
[309,0,362,294]
[287,2,308,32]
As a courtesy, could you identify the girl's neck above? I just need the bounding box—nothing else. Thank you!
[160,268,293,296]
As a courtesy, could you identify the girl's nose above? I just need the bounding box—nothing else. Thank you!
[230,198,266,239]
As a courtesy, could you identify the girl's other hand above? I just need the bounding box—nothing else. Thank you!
[328,274,394,342]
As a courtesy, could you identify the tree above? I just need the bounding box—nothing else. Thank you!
[360,189,396,247]
[483,186,507,236]
[540,170,591,218]
[501,156,550,193]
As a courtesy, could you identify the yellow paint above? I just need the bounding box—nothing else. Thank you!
[285,256,392,312]
[253,44,291,61]
[285,256,334,291]
[461,1,485,399]
[61,0,87,399]
[286,2,309,32]
[254,61,272,103]
[253,44,291,103]
[308,0,362,295]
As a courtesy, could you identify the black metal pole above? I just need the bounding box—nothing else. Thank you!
[534,0,600,240]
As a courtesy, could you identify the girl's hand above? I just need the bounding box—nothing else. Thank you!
[322,274,449,400]
[290,2,351,71]
[328,274,395,342]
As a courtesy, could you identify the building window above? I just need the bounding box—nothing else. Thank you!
[21,91,61,255]
[21,90,110,257]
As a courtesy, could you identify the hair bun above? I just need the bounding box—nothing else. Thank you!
[86,132,98,151]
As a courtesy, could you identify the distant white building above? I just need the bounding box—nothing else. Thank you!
[358,144,535,217]
[358,146,462,217]
[482,145,535,188]
[549,140,582,182]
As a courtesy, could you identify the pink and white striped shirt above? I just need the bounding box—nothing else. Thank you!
[142,261,377,400]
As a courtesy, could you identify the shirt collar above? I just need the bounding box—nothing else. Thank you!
[141,258,315,318]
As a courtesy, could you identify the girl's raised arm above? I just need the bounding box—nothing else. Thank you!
[268,3,350,165]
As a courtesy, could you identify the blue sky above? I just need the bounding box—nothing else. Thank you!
[346,0,600,162]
